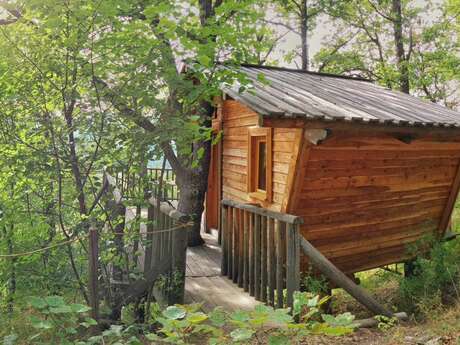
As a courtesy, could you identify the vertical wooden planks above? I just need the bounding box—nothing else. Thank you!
[144,204,154,274]
[260,216,268,303]
[227,206,233,279]
[238,209,244,287]
[276,220,285,308]
[267,217,276,306]
[254,214,261,300]
[249,212,255,297]
[232,207,239,283]
[286,223,300,309]
[221,205,228,275]
[243,210,249,292]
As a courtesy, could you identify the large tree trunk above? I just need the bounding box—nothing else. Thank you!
[392,0,410,94]
[175,124,212,247]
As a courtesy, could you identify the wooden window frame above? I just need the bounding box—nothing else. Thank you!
[247,127,272,202]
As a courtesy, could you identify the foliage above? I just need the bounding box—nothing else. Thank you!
[314,0,460,107]
[4,293,355,344]
[398,237,460,317]
[147,292,355,344]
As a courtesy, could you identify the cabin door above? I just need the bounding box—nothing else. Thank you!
[206,137,221,232]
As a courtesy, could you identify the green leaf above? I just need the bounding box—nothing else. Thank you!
[29,316,53,330]
[230,328,254,342]
[3,334,17,345]
[230,310,250,323]
[162,305,186,320]
[45,295,65,307]
[28,296,47,309]
[70,304,92,313]
[50,305,72,314]
[209,307,226,327]
[187,312,208,324]
[268,334,290,345]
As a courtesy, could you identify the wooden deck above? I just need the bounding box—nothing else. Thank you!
[185,231,260,312]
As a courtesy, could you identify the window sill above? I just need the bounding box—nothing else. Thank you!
[249,191,268,202]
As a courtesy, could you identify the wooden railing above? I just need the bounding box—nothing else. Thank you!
[144,196,190,305]
[114,168,179,202]
[221,199,303,309]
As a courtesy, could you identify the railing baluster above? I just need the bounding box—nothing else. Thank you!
[276,220,285,308]
[221,205,228,275]
[261,216,268,303]
[254,214,261,300]
[227,206,233,279]
[238,209,244,288]
[249,212,255,297]
[243,210,249,292]
[286,223,300,309]
[267,217,276,306]
[232,207,238,283]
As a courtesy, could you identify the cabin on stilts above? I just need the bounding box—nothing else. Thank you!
[204,64,460,310]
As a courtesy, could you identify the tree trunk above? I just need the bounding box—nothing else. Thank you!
[300,0,309,71]
[176,166,209,247]
[392,0,410,94]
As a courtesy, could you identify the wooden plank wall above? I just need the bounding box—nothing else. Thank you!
[221,100,298,212]
[292,131,460,274]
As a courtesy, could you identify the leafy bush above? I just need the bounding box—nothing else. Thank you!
[398,237,460,316]
[5,293,356,344]
[147,291,355,344]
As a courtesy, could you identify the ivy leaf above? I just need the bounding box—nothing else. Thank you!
[268,334,290,345]
[209,307,226,327]
[29,316,53,330]
[187,312,208,324]
[230,328,254,342]
[50,305,72,314]
[70,304,92,313]
[28,296,47,310]
[163,305,186,320]
[45,296,65,307]
[2,334,18,345]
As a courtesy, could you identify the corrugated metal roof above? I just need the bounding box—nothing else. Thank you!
[223,65,460,128]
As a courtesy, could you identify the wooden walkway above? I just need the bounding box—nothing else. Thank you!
[184,231,260,312]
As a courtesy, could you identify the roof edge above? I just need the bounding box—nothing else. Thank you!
[238,63,373,82]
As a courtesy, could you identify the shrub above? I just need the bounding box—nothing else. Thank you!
[398,237,460,316]
[6,292,356,344]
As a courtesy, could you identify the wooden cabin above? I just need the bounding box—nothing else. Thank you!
[206,64,460,278]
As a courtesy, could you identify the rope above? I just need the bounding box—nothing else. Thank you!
[0,222,193,259]
[0,236,85,258]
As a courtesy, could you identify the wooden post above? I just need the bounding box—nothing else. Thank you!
[88,226,99,321]
[275,220,285,308]
[238,209,244,288]
[286,223,300,310]
[254,214,261,300]
[243,210,249,292]
[267,218,276,306]
[260,216,268,303]
[221,205,228,275]
[299,237,393,317]
[144,205,154,274]
[232,207,238,283]
[249,213,255,297]
[227,206,233,279]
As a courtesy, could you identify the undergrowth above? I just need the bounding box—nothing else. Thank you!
[398,237,460,318]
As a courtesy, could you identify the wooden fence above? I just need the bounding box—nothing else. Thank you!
[221,199,303,309]
[144,197,190,305]
[114,168,179,202]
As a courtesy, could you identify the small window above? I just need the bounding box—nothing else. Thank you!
[247,127,272,202]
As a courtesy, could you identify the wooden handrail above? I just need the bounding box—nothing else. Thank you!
[221,199,304,225]
[221,200,301,309]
